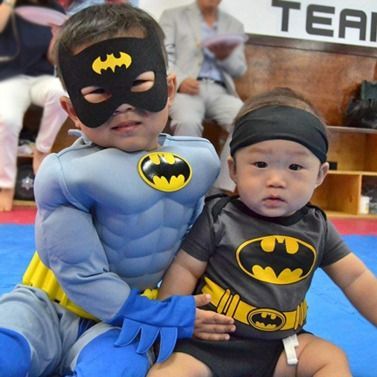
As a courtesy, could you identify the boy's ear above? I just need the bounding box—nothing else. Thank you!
[166,73,176,108]
[316,162,329,187]
[60,96,81,129]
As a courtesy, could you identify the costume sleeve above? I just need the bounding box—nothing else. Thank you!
[320,220,352,267]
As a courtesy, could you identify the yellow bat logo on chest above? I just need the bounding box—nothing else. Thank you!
[138,152,192,192]
[92,52,132,74]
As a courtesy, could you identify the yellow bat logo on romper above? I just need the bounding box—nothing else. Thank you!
[92,52,132,74]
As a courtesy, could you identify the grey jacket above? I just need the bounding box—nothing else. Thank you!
[159,2,247,96]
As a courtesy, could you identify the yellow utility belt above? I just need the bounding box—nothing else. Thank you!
[22,252,98,320]
[22,252,159,321]
[202,277,307,332]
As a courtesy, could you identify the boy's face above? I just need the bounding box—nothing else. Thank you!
[59,33,175,152]
[229,139,329,217]
[61,72,176,152]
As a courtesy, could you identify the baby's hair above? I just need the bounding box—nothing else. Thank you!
[234,87,324,125]
[55,3,167,79]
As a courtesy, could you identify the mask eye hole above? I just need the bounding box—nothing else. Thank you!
[131,71,155,93]
[81,86,112,103]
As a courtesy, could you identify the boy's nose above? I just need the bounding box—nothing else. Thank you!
[113,103,135,115]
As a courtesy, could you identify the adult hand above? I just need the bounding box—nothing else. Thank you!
[178,78,200,95]
[193,293,236,340]
[208,41,239,60]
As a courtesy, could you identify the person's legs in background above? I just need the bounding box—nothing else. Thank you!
[0,76,32,211]
[30,75,67,173]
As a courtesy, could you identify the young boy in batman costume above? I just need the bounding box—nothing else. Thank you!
[148,88,377,377]
[0,4,235,376]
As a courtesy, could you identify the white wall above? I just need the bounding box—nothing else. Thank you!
[140,0,377,48]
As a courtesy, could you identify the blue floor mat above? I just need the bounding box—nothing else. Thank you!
[306,235,377,377]
[0,226,376,375]
[0,225,34,293]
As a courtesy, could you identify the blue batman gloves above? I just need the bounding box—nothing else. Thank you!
[109,290,195,363]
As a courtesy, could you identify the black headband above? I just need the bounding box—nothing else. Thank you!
[230,105,328,163]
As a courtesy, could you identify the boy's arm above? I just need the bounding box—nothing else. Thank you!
[324,253,377,325]
[159,250,235,341]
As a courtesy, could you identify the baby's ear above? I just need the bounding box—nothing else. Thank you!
[227,155,237,184]
[60,96,81,129]
[316,162,329,187]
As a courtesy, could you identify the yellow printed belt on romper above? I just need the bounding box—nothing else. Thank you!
[201,276,307,332]
[22,252,158,321]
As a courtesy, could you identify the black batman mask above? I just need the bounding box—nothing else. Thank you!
[58,35,168,128]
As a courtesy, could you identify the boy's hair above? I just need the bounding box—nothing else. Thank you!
[230,88,329,162]
[55,3,167,83]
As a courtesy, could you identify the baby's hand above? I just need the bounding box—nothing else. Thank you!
[193,293,236,340]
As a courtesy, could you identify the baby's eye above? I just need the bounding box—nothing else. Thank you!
[131,71,155,93]
[253,161,267,168]
[81,86,111,103]
[289,164,303,171]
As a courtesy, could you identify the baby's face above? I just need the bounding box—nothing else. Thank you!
[229,139,329,217]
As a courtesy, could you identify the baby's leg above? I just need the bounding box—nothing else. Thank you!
[273,333,351,377]
[147,352,212,377]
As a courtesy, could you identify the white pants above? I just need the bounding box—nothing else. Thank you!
[0,74,67,188]
[170,81,242,192]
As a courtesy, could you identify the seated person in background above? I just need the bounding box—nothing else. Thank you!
[147,88,377,377]
[159,0,247,194]
[0,0,68,211]
[0,4,233,376]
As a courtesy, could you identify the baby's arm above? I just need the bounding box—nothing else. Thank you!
[159,250,235,340]
[159,250,206,298]
[324,252,377,325]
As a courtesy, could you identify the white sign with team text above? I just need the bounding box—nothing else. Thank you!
[140,0,377,47]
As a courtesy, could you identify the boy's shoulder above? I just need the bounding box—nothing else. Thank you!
[163,134,214,146]
[161,134,218,155]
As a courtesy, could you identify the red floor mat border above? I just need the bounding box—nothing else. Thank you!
[1,206,377,235]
